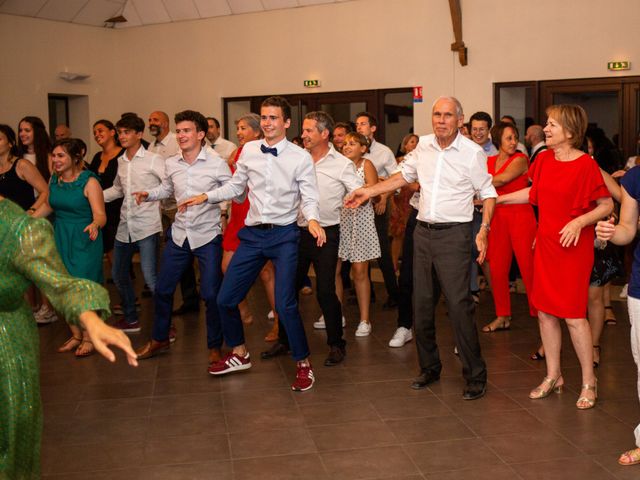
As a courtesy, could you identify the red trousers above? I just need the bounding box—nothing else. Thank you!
[487,205,537,317]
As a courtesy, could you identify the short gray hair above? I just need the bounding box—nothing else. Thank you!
[432,96,464,117]
[304,111,335,138]
[235,113,261,136]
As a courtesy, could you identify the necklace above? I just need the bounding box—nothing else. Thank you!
[0,155,15,181]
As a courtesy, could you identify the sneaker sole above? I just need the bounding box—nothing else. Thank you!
[313,323,326,330]
[208,363,252,376]
[120,328,141,333]
[388,337,412,347]
[292,380,315,392]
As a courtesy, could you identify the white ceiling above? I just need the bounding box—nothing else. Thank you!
[0,0,357,28]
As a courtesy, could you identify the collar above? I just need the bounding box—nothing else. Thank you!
[178,146,208,165]
[123,145,147,161]
[261,137,288,155]
[430,132,462,152]
[481,140,494,153]
[314,143,337,164]
[532,141,546,153]
[154,132,172,147]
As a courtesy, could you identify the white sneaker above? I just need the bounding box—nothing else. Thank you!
[34,305,57,324]
[355,321,372,337]
[313,315,346,329]
[620,283,628,299]
[388,327,413,347]
[267,310,275,320]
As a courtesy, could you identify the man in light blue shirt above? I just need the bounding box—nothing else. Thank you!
[132,110,232,364]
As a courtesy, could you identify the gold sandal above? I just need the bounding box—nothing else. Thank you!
[576,379,597,410]
[529,376,563,399]
[618,447,640,466]
[75,339,95,358]
[58,336,82,353]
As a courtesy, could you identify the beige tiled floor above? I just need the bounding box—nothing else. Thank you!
[39,279,639,479]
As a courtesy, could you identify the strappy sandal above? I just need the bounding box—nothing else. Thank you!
[482,318,511,333]
[58,336,82,353]
[604,306,617,325]
[618,447,640,466]
[75,339,95,358]
[593,345,601,368]
[576,380,597,410]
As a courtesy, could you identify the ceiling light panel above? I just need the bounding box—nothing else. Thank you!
[193,0,232,17]
[227,0,264,15]
[131,0,171,24]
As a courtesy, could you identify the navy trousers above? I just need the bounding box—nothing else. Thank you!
[217,223,310,361]
[152,231,223,349]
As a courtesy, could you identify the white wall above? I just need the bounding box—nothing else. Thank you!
[1,0,639,155]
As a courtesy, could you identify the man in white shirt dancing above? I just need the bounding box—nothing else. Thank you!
[133,110,232,364]
[346,96,496,400]
[181,96,325,391]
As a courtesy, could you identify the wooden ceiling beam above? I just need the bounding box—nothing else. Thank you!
[448,0,468,66]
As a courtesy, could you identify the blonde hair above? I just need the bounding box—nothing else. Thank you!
[546,104,588,149]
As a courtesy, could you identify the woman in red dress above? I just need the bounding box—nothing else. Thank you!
[499,105,613,409]
[221,113,279,341]
[482,122,537,332]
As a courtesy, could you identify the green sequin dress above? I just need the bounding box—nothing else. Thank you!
[0,200,111,480]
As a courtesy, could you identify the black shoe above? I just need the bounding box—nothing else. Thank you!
[324,346,346,366]
[383,297,398,309]
[172,303,200,316]
[260,342,288,360]
[462,383,486,400]
[141,284,153,298]
[410,371,440,390]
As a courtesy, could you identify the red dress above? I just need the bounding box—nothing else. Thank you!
[528,150,610,318]
[222,147,249,252]
[487,153,537,317]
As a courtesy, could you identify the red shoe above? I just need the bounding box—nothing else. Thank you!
[291,362,315,392]
[208,352,252,375]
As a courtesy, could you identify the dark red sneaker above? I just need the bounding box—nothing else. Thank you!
[291,363,315,392]
[208,352,252,375]
[113,318,141,333]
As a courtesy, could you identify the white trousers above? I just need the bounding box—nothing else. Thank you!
[626,296,640,447]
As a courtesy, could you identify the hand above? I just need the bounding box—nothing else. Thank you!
[559,217,584,247]
[611,169,626,179]
[308,219,326,247]
[373,197,387,215]
[132,191,148,205]
[178,193,208,213]
[475,229,488,264]
[595,217,616,241]
[344,187,371,209]
[79,312,138,366]
[83,222,100,241]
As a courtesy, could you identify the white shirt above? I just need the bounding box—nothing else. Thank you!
[210,137,236,161]
[148,132,180,211]
[401,133,497,223]
[368,139,397,178]
[205,138,320,226]
[298,145,362,228]
[146,147,232,249]
[103,146,165,242]
[148,132,180,159]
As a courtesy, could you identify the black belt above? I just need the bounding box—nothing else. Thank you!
[417,220,469,230]
[251,223,279,230]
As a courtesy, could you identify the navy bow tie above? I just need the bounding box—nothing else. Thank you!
[260,144,278,156]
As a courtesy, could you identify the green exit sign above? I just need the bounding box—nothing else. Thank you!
[608,61,630,71]
[304,79,321,88]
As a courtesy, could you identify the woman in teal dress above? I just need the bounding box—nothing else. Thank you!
[33,138,107,356]
[0,195,138,479]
